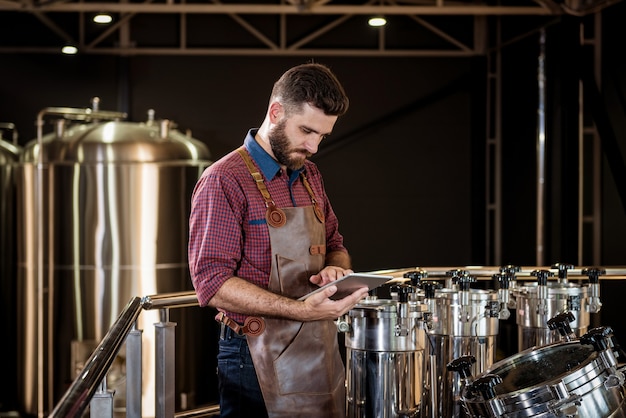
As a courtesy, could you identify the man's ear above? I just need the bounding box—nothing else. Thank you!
[269,101,283,123]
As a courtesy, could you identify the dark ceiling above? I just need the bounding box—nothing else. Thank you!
[0,0,622,56]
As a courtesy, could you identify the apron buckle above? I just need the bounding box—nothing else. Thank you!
[215,311,266,336]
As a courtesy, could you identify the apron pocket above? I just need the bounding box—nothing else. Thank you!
[273,322,335,395]
[275,254,317,298]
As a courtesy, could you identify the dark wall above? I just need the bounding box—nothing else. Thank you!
[1,55,481,270]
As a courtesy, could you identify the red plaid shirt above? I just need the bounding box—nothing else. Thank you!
[188,130,347,322]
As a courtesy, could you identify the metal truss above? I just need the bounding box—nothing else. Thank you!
[2,0,618,56]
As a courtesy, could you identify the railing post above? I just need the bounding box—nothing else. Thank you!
[90,379,114,418]
[155,308,177,418]
[126,321,143,418]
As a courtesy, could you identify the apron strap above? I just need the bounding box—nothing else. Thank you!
[237,147,286,227]
[237,146,324,225]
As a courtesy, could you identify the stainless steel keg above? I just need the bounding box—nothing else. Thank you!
[461,326,626,418]
[341,293,428,418]
[421,283,501,418]
[513,268,600,350]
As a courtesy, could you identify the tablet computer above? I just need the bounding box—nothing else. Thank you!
[298,273,393,301]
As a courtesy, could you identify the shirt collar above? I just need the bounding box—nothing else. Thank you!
[244,129,304,181]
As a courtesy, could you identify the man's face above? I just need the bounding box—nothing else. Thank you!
[268,102,338,171]
[269,119,309,171]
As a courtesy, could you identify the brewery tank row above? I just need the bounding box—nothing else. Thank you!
[0,99,214,417]
[340,265,626,418]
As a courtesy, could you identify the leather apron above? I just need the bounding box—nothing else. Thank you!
[238,148,346,418]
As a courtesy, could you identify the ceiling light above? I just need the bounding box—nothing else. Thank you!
[368,17,387,27]
[93,13,113,24]
[62,45,78,55]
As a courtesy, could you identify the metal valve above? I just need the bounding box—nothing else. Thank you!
[581,326,622,376]
[403,269,428,289]
[421,281,441,330]
[500,265,520,308]
[336,319,350,333]
[531,269,554,316]
[447,355,477,380]
[493,273,511,320]
[457,274,475,322]
[552,262,574,284]
[583,267,605,313]
[547,311,576,341]
[468,374,506,417]
[445,269,468,289]
[580,326,613,352]
[471,374,503,400]
[390,283,413,303]
[422,281,441,300]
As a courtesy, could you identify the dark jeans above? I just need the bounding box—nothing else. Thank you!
[217,325,269,418]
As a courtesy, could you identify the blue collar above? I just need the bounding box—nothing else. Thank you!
[244,129,304,182]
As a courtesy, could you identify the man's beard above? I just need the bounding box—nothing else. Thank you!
[269,120,311,171]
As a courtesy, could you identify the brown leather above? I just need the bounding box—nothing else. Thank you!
[245,205,346,418]
[215,311,266,336]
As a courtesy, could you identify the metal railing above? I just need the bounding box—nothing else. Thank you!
[48,290,219,418]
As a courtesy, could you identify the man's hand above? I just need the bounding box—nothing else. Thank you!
[309,265,354,287]
[299,284,369,321]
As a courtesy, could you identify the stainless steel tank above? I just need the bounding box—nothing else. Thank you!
[340,286,428,418]
[16,102,212,417]
[513,267,601,351]
[420,278,501,418]
[460,326,626,418]
[0,123,21,412]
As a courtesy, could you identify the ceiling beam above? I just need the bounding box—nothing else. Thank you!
[1,3,559,15]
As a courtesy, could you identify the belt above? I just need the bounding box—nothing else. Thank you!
[219,322,247,340]
[215,311,266,337]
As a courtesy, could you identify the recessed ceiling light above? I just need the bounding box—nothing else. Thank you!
[62,45,78,55]
[368,17,387,27]
[93,13,113,24]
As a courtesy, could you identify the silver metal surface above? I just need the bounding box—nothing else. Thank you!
[0,129,20,410]
[16,106,212,416]
[368,265,626,279]
[429,288,500,337]
[461,339,626,418]
[421,288,500,418]
[344,298,427,418]
[514,282,590,350]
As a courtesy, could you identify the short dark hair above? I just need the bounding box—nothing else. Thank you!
[271,63,349,117]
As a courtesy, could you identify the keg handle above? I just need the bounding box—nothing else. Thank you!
[445,269,468,290]
[547,311,576,341]
[447,355,476,381]
[552,262,574,285]
[580,326,623,377]
[467,374,505,417]
[403,269,428,289]
[583,267,605,313]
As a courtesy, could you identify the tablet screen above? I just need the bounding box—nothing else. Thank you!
[298,273,393,301]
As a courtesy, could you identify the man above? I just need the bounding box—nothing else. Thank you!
[188,63,369,417]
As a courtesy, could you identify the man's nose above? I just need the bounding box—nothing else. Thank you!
[304,137,321,154]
